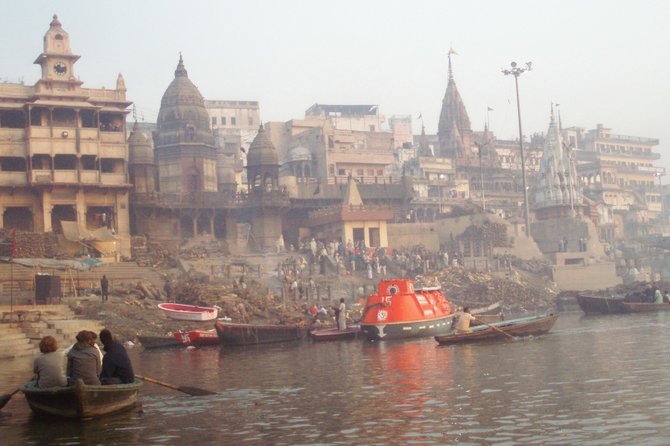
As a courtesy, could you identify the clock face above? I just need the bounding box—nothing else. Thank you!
[53,62,67,76]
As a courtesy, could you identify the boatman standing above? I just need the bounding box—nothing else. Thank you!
[454,307,476,333]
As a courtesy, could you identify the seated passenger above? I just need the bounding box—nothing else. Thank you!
[454,307,476,334]
[99,329,134,384]
[33,336,67,388]
[67,330,101,385]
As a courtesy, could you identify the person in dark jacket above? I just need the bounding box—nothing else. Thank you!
[100,275,109,302]
[67,330,101,385]
[99,329,134,384]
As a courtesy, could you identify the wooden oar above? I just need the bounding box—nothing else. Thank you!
[135,374,216,396]
[0,389,21,410]
[472,317,515,340]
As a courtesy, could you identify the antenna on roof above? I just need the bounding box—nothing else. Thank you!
[132,104,138,123]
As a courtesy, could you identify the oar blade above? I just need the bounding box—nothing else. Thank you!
[178,386,217,396]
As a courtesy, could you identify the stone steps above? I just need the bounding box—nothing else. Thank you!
[0,303,104,357]
[0,325,38,359]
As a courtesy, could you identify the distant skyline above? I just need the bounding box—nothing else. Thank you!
[2,1,669,168]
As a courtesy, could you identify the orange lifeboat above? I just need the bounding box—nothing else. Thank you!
[360,279,454,340]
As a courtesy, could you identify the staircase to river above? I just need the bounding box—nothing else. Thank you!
[0,304,103,360]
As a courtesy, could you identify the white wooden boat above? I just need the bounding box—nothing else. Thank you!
[157,303,219,321]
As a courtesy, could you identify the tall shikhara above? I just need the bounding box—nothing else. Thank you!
[437,49,472,159]
[534,106,582,214]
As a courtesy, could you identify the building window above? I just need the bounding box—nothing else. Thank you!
[211,117,217,126]
[357,169,364,176]
[231,117,237,126]
[221,117,226,125]
[338,169,346,176]
[248,116,253,126]
[377,169,383,176]
[369,125,376,132]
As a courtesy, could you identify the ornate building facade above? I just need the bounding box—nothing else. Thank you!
[0,15,132,257]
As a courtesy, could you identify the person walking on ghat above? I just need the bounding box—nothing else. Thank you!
[100,275,109,302]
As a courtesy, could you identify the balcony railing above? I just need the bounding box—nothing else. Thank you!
[80,171,99,184]
[0,171,27,186]
[53,170,78,183]
[100,172,127,185]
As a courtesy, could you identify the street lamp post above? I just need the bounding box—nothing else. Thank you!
[502,61,532,237]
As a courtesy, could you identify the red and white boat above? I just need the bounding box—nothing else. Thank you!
[157,303,219,322]
[173,329,220,347]
[360,279,454,341]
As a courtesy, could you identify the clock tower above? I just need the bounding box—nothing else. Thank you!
[33,14,83,92]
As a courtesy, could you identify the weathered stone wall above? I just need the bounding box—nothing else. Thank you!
[551,261,621,291]
[387,222,439,249]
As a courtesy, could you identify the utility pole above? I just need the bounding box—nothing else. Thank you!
[502,61,532,237]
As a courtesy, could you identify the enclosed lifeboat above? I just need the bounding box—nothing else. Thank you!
[360,279,454,340]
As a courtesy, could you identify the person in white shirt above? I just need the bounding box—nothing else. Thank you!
[454,307,476,333]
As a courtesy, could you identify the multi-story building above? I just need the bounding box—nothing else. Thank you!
[0,15,131,257]
[305,104,385,132]
[571,124,662,237]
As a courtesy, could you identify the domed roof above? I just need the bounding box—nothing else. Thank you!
[287,146,312,162]
[128,122,154,165]
[155,54,214,147]
[247,124,278,166]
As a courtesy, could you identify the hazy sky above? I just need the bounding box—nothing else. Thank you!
[2,1,669,168]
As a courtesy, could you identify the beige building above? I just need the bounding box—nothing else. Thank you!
[0,15,131,258]
[571,124,662,237]
[305,104,384,132]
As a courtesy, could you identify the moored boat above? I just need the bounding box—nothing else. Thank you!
[435,313,559,345]
[360,279,454,341]
[310,325,361,342]
[214,319,308,346]
[575,293,626,315]
[137,335,182,349]
[174,328,220,347]
[21,378,142,418]
[622,302,670,313]
[158,303,219,322]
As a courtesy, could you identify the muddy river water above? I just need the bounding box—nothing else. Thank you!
[2,312,670,445]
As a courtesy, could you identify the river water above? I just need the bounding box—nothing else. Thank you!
[2,312,670,445]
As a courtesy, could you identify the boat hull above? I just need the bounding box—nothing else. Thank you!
[158,303,218,321]
[361,315,454,341]
[174,329,220,347]
[310,326,361,342]
[138,335,182,349]
[21,379,142,418]
[215,320,307,346]
[576,293,626,315]
[435,314,559,345]
[622,302,670,313]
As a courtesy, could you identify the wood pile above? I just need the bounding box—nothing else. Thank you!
[434,266,558,311]
[460,222,509,247]
[173,277,306,326]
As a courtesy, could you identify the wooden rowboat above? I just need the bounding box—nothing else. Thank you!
[158,303,219,322]
[137,335,182,349]
[215,319,307,346]
[575,293,626,315]
[622,302,670,313]
[21,379,142,418]
[310,325,361,342]
[435,314,559,345]
[174,328,220,347]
